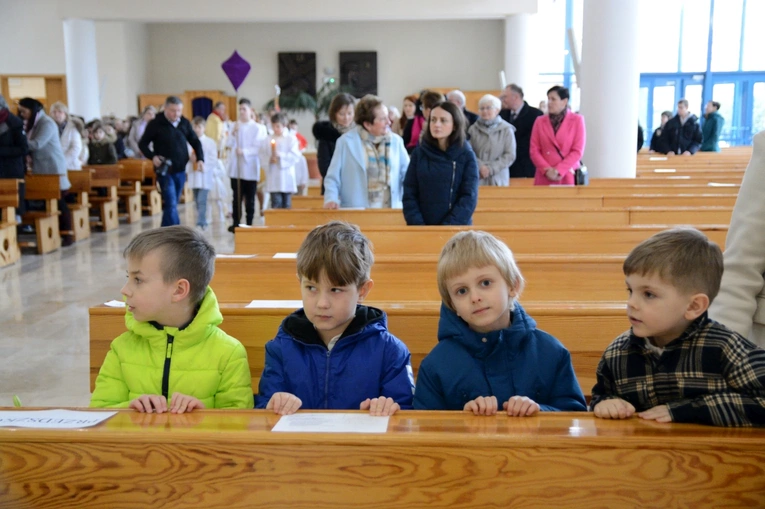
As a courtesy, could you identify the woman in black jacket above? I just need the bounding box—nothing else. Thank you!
[312,93,355,195]
[0,94,28,215]
[403,101,478,226]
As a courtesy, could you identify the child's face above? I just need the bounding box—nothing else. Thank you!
[300,271,373,344]
[625,272,699,346]
[239,104,251,121]
[446,265,516,333]
[289,123,298,132]
[121,251,180,324]
[93,128,105,141]
[193,124,205,138]
[272,122,284,136]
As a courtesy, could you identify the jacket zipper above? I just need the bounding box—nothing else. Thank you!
[161,334,175,400]
[324,350,331,409]
[448,161,456,210]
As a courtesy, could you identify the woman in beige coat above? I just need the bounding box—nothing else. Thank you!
[467,94,516,186]
[709,130,765,347]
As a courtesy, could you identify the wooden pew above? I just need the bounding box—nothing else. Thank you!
[90,301,627,395]
[3,410,763,508]
[21,174,61,254]
[65,170,93,241]
[233,225,729,256]
[121,159,161,216]
[477,184,740,197]
[210,255,627,303]
[117,164,143,223]
[85,165,121,231]
[262,207,733,227]
[0,179,21,266]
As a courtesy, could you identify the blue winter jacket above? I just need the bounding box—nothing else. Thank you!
[402,141,478,226]
[255,306,415,409]
[414,303,586,411]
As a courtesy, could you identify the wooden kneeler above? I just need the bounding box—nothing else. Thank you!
[0,179,21,266]
[66,170,92,241]
[21,174,61,254]
[87,166,121,231]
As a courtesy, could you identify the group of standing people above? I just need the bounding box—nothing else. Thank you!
[311,83,587,226]
[649,99,725,155]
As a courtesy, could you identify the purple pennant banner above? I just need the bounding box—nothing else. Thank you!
[221,51,251,92]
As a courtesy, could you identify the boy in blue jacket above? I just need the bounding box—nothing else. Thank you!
[414,230,586,415]
[256,221,414,415]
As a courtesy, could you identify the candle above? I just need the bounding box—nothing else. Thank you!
[270,138,276,156]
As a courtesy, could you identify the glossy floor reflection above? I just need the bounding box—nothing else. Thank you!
[0,204,246,407]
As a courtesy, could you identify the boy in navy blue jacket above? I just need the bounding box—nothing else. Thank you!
[414,230,586,415]
[256,221,414,415]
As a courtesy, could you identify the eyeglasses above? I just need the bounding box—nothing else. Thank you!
[478,106,497,111]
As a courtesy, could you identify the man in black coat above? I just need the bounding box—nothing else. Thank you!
[499,84,543,179]
[659,99,703,155]
[139,96,203,227]
[0,94,28,216]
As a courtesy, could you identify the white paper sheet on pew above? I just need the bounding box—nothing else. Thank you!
[216,254,257,259]
[0,409,117,429]
[104,300,126,308]
[649,156,668,161]
[707,182,736,187]
[272,253,297,259]
[246,300,303,309]
[271,413,390,433]
[653,168,677,173]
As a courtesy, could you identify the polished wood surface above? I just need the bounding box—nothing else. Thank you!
[0,179,20,266]
[90,301,628,394]
[1,409,763,508]
[233,224,729,256]
[476,184,741,196]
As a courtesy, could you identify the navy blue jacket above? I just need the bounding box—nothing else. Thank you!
[414,303,587,411]
[255,306,415,410]
[402,141,478,226]
[661,114,703,155]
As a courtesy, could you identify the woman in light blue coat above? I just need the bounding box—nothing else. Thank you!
[324,95,409,209]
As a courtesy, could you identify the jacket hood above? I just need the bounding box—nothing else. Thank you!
[437,302,537,358]
[125,286,223,347]
[418,140,474,162]
[281,305,387,348]
[312,121,341,142]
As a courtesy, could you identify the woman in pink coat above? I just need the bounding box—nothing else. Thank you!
[529,86,586,186]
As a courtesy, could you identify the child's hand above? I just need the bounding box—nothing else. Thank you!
[266,392,302,415]
[593,398,636,419]
[169,392,205,414]
[129,394,168,413]
[638,404,672,423]
[503,396,540,417]
[360,397,400,416]
[269,156,279,164]
[236,148,243,156]
[463,395,498,416]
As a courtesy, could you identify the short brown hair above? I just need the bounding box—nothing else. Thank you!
[296,221,374,288]
[678,99,689,108]
[328,93,355,124]
[422,101,466,149]
[437,231,525,312]
[354,94,384,126]
[271,112,287,125]
[192,116,206,127]
[623,227,723,301]
[420,90,445,112]
[123,226,216,305]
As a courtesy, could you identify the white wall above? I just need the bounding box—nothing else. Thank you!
[147,21,504,143]
[0,0,66,74]
[96,22,149,118]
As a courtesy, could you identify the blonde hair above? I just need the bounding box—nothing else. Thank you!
[49,101,68,118]
[296,221,374,288]
[624,227,723,301]
[437,231,524,312]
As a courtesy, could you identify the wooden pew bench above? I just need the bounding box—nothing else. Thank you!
[84,165,121,231]
[233,224,729,256]
[120,159,161,216]
[210,254,628,302]
[117,163,144,223]
[3,410,762,508]
[476,184,740,197]
[20,174,61,254]
[262,207,733,227]
[0,179,21,266]
[90,301,629,396]
[66,170,93,241]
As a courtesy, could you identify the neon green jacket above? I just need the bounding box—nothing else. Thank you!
[90,287,253,409]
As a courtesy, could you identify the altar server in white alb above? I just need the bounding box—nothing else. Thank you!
[260,113,303,209]
[187,116,220,230]
[226,98,267,231]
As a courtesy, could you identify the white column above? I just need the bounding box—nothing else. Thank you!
[63,19,101,121]
[504,14,539,101]
[579,0,640,179]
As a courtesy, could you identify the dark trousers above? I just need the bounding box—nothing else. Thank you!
[270,192,292,209]
[59,190,72,233]
[157,172,186,227]
[231,178,257,226]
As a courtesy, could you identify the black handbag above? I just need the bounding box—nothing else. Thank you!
[554,146,587,186]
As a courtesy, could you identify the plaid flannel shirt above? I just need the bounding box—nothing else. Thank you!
[590,314,765,427]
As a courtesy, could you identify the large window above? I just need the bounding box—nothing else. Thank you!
[742,1,765,71]
[710,0,744,72]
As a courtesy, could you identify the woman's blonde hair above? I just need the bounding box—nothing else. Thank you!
[49,101,69,118]
[437,231,525,312]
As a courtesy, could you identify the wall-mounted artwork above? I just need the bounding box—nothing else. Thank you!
[278,52,317,97]
[339,52,377,97]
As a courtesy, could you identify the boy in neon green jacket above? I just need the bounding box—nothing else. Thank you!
[90,226,253,413]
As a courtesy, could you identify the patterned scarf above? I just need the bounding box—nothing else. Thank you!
[549,109,567,134]
[476,115,502,129]
[357,125,392,208]
[332,121,355,136]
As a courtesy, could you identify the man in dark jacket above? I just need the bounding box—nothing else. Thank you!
[139,96,203,226]
[0,94,28,216]
[660,99,703,155]
[499,84,543,178]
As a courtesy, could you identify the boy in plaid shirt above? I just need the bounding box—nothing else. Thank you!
[591,227,765,427]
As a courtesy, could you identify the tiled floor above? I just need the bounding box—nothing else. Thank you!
[0,204,241,407]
